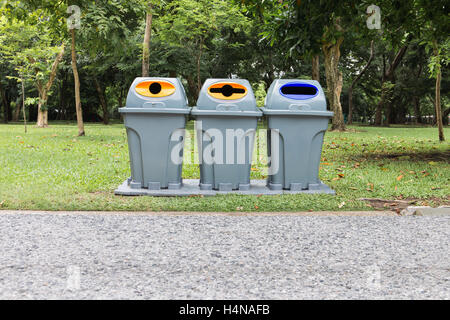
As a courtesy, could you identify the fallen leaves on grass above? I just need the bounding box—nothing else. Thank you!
[359,198,411,211]
[359,196,450,212]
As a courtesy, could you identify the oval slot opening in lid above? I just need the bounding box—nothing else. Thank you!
[207,82,248,100]
[280,83,318,100]
[135,80,176,98]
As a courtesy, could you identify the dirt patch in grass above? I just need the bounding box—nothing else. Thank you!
[361,196,450,214]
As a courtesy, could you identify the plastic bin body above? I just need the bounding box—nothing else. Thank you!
[191,79,262,191]
[119,77,190,190]
[263,79,333,191]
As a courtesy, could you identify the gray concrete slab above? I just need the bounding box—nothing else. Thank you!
[114,179,335,196]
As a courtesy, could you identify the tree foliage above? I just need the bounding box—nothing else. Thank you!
[0,0,447,139]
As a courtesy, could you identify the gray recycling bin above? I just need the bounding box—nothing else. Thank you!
[191,79,263,191]
[119,77,190,190]
[262,80,333,191]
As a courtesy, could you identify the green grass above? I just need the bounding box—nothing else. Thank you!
[0,121,449,212]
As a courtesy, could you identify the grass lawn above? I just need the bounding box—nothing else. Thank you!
[0,121,449,212]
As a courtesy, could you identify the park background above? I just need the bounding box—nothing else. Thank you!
[0,0,448,212]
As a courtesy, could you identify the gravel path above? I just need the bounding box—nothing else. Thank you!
[0,211,448,299]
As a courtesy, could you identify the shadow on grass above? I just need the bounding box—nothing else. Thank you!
[362,150,450,162]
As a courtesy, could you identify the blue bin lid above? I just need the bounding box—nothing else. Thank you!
[264,79,328,112]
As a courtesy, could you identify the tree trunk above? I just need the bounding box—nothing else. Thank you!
[312,55,320,81]
[348,86,354,125]
[348,40,374,125]
[374,54,385,126]
[12,96,22,122]
[186,75,198,103]
[322,38,345,131]
[385,96,394,126]
[196,37,204,96]
[427,95,437,125]
[36,94,48,128]
[413,63,423,124]
[442,107,449,126]
[58,78,65,120]
[21,77,27,133]
[36,45,65,128]
[142,2,153,77]
[413,96,422,124]
[374,90,385,125]
[94,78,109,125]
[433,47,444,141]
[435,72,444,141]
[374,44,409,126]
[118,86,124,108]
[0,82,8,123]
[71,29,85,136]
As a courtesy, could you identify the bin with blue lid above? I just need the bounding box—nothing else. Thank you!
[262,79,333,191]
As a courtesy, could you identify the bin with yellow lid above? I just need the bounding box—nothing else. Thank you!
[191,79,262,191]
[119,77,190,190]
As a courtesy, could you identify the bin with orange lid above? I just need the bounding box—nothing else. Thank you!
[119,77,190,190]
[191,79,262,191]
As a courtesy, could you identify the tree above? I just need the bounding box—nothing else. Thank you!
[347,40,375,125]
[373,40,411,126]
[77,0,145,123]
[158,0,250,100]
[415,0,448,141]
[3,0,85,134]
[0,81,8,123]
[0,16,64,127]
[241,0,366,131]
[142,1,153,77]
[70,27,84,135]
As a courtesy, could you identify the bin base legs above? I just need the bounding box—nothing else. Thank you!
[148,182,182,190]
[268,181,323,191]
[129,181,142,189]
[148,182,161,190]
[200,183,213,191]
[168,182,182,190]
[200,183,251,191]
[128,179,182,190]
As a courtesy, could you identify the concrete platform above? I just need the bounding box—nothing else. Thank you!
[114,179,336,197]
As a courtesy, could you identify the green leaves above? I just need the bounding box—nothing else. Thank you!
[0,16,62,94]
